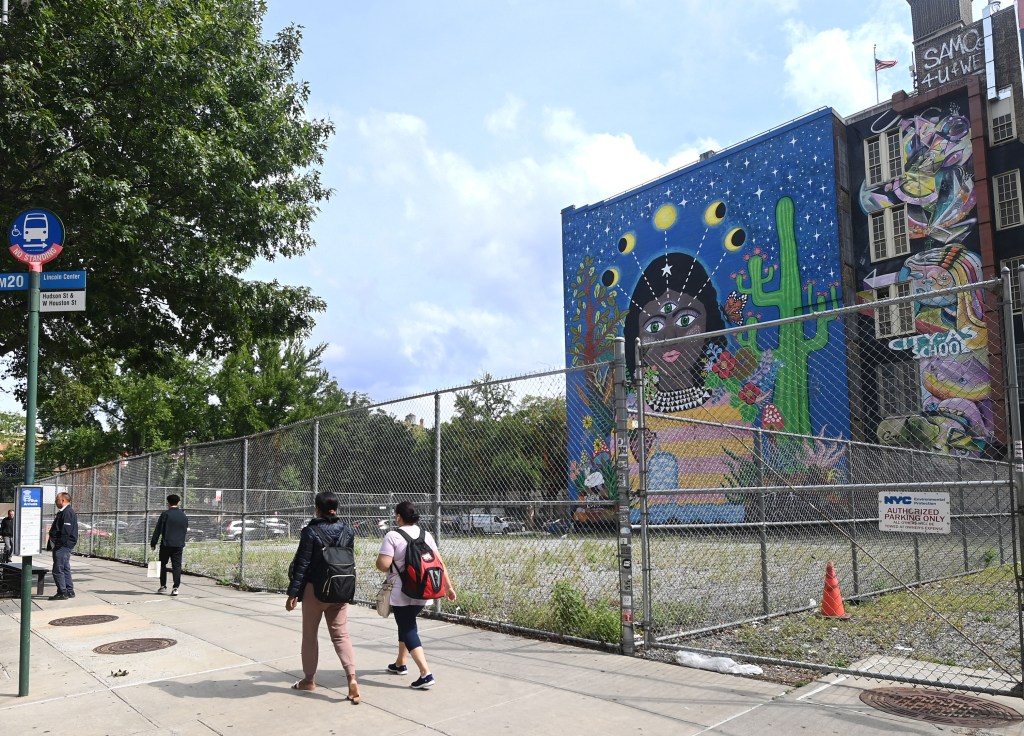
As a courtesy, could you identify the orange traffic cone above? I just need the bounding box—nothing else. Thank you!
[820,561,851,619]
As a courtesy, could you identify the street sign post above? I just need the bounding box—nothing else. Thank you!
[7,208,66,698]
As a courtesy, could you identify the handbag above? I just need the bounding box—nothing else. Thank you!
[375,577,393,618]
[146,560,161,578]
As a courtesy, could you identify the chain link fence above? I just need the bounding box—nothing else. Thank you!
[631,274,1022,694]
[41,364,624,649]
[37,275,1024,695]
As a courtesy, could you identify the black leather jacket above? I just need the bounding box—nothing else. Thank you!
[286,517,353,599]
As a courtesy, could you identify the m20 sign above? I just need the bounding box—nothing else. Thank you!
[8,208,64,265]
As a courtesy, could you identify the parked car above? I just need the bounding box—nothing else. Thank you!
[78,522,111,538]
[499,517,526,533]
[224,519,287,541]
[91,519,128,534]
[543,518,573,535]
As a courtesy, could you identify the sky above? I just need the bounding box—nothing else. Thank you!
[241,0,995,404]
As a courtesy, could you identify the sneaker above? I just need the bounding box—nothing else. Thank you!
[47,593,68,601]
[411,673,435,689]
[67,592,75,598]
[386,663,408,675]
[157,586,167,594]
[171,588,179,596]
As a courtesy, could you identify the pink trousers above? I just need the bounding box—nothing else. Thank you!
[300,583,356,678]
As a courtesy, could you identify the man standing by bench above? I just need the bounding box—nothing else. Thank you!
[48,491,78,600]
[1,510,13,563]
[151,494,188,596]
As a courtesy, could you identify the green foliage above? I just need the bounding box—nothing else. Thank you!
[551,579,621,643]
[38,338,354,468]
[0,0,332,432]
[441,376,569,508]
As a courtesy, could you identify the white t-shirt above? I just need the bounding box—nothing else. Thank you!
[379,525,439,606]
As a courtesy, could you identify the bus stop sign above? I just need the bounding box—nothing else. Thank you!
[9,209,64,265]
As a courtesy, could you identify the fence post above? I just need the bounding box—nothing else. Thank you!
[240,438,248,586]
[144,456,152,565]
[90,468,97,557]
[756,430,769,615]
[434,393,441,544]
[634,340,652,651]
[999,266,1024,684]
[312,419,319,498]
[849,481,860,596]
[181,447,188,510]
[613,338,635,656]
[114,462,121,560]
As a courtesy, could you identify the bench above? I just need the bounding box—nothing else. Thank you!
[2,562,48,597]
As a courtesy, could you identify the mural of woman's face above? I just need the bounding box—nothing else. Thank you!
[639,289,707,392]
[906,263,955,306]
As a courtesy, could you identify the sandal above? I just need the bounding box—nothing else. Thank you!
[348,682,361,704]
[291,679,316,691]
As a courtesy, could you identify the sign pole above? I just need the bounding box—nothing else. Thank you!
[18,264,40,697]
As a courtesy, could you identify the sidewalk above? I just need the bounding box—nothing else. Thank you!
[0,557,1021,735]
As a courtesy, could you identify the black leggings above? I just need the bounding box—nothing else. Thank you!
[393,604,424,650]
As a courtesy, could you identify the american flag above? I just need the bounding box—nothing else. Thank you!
[875,58,898,71]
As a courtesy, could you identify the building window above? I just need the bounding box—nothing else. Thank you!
[869,205,910,262]
[865,130,903,186]
[875,282,914,339]
[876,361,921,417]
[993,114,1014,144]
[995,171,1024,230]
[1004,255,1024,314]
[990,94,1016,145]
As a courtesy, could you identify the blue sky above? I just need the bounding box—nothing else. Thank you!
[244,0,991,403]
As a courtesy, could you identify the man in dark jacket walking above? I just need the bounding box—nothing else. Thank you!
[151,494,189,596]
[48,492,78,600]
[1,509,14,563]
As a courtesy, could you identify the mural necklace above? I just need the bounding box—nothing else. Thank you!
[649,386,713,413]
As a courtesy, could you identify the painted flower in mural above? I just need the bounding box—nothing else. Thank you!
[739,383,761,405]
[593,437,609,454]
[582,415,593,429]
[712,351,737,379]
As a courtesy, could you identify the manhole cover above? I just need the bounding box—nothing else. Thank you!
[93,638,177,655]
[859,687,1024,727]
[49,615,119,627]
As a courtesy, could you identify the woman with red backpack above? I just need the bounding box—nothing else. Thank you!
[375,501,457,689]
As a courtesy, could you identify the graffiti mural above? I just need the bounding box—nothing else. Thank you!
[562,109,852,525]
[851,93,993,456]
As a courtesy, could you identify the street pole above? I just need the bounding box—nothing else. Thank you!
[19,264,40,697]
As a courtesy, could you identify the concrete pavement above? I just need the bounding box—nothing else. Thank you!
[1,556,1022,735]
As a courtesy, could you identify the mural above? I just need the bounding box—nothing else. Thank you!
[562,110,852,525]
[851,95,993,456]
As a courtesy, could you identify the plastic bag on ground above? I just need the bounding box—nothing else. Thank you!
[675,651,763,676]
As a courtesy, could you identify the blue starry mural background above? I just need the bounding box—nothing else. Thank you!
[560,109,853,523]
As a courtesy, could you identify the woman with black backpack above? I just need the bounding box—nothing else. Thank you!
[285,491,361,704]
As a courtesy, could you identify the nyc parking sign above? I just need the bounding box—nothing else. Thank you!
[9,208,64,265]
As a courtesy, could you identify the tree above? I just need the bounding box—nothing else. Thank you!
[36,337,354,468]
[0,0,333,407]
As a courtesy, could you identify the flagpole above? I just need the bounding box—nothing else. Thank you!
[874,44,879,104]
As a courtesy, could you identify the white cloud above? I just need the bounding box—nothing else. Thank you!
[781,9,913,115]
[312,104,714,398]
[485,94,525,136]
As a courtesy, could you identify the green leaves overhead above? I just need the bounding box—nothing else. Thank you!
[0,0,333,403]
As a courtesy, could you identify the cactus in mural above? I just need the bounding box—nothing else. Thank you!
[734,197,838,438]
